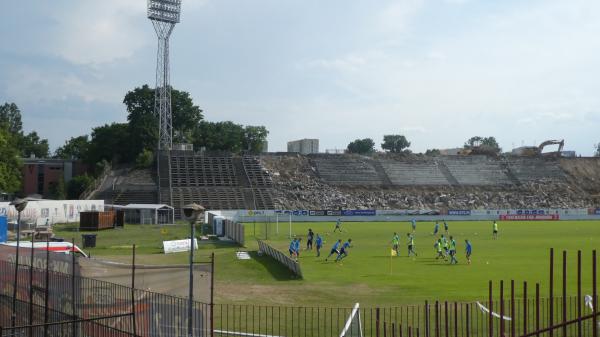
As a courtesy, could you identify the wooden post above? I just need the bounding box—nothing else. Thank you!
[577,250,582,337]
[453,302,458,337]
[465,303,470,337]
[444,301,449,337]
[511,280,515,337]
[435,301,439,337]
[523,281,528,336]
[593,250,597,337]
[131,244,137,337]
[562,250,567,337]
[489,281,493,337]
[425,301,430,337]
[550,248,554,337]
[500,280,505,337]
[536,283,540,337]
[376,308,381,337]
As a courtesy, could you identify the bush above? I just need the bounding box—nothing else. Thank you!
[135,149,154,169]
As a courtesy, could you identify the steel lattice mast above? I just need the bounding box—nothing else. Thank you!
[148,0,181,206]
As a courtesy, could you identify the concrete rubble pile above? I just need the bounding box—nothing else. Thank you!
[261,155,597,210]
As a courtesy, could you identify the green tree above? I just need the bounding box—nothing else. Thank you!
[425,149,441,156]
[135,149,154,169]
[47,177,66,200]
[192,121,245,153]
[0,102,23,134]
[19,131,50,158]
[66,174,94,199]
[347,138,375,154]
[0,102,50,158]
[0,127,22,193]
[54,135,90,160]
[243,126,269,153]
[123,85,204,154]
[464,136,501,154]
[87,123,132,166]
[381,135,411,153]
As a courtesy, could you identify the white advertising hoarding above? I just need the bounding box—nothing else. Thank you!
[0,200,104,226]
[163,239,199,254]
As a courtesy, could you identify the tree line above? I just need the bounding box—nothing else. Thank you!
[0,84,269,198]
[346,135,503,155]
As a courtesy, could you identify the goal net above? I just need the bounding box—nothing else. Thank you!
[339,303,363,337]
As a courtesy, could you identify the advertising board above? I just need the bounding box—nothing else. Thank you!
[448,210,471,216]
[163,239,199,254]
[499,214,560,221]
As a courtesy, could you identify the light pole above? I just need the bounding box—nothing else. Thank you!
[148,0,182,207]
[10,198,28,328]
[181,203,204,337]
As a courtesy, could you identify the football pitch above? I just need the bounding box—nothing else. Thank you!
[53,220,600,308]
[244,220,600,307]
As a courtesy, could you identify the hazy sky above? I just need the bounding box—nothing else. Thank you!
[1,0,599,154]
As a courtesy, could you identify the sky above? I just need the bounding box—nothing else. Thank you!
[0,0,599,155]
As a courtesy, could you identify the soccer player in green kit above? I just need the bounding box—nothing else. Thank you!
[448,236,458,264]
[493,221,499,239]
[407,233,417,257]
[392,232,400,257]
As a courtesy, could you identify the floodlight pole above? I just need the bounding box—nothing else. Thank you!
[148,0,182,208]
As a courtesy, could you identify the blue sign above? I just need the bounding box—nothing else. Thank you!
[0,216,6,243]
[595,208,600,215]
[309,210,326,216]
[326,210,342,216]
[448,210,471,216]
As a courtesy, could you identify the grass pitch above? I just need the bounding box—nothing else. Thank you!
[54,220,600,307]
[250,220,600,306]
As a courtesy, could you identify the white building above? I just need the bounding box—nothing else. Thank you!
[287,139,319,154]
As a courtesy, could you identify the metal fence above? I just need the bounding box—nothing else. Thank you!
[257,239,302,278]
[224,220,245,246]
[0,257,213,337]
[0,313,135,337]
[0,248,597,337]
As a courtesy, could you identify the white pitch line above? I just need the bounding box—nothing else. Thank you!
[214,329,286,337]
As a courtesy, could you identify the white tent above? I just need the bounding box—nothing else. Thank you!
[110,204,174,225]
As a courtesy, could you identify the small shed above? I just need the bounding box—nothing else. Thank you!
[120,204,175,225]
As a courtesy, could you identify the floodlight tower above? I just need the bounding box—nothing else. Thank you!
[148,0,181,206]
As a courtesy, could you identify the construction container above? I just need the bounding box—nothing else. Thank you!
[79,211,115,231]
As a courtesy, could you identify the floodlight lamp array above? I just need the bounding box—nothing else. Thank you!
[148,0,181,23]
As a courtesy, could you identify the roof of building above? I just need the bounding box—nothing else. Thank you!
[122,204,174,210]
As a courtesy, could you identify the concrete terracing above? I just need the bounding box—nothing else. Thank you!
[260,154,598,210]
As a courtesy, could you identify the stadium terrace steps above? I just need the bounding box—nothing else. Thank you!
[505,158,567,183]
[312,155,384,185]
[170,154,236,187]
[308,155,568,187]
[379,159,450,186]
[436,161,460,186]
[171,187,247,210]
[243,156,274,187]
[441,156,513,186]
[168,152,274,212]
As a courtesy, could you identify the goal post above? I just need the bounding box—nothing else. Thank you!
[340,303,363,337]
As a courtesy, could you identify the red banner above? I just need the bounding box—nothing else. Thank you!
[499,214,560,221]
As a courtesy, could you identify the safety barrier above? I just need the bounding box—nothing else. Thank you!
[257,239,302,278]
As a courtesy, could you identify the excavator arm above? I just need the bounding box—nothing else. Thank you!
[537,139,564,154]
